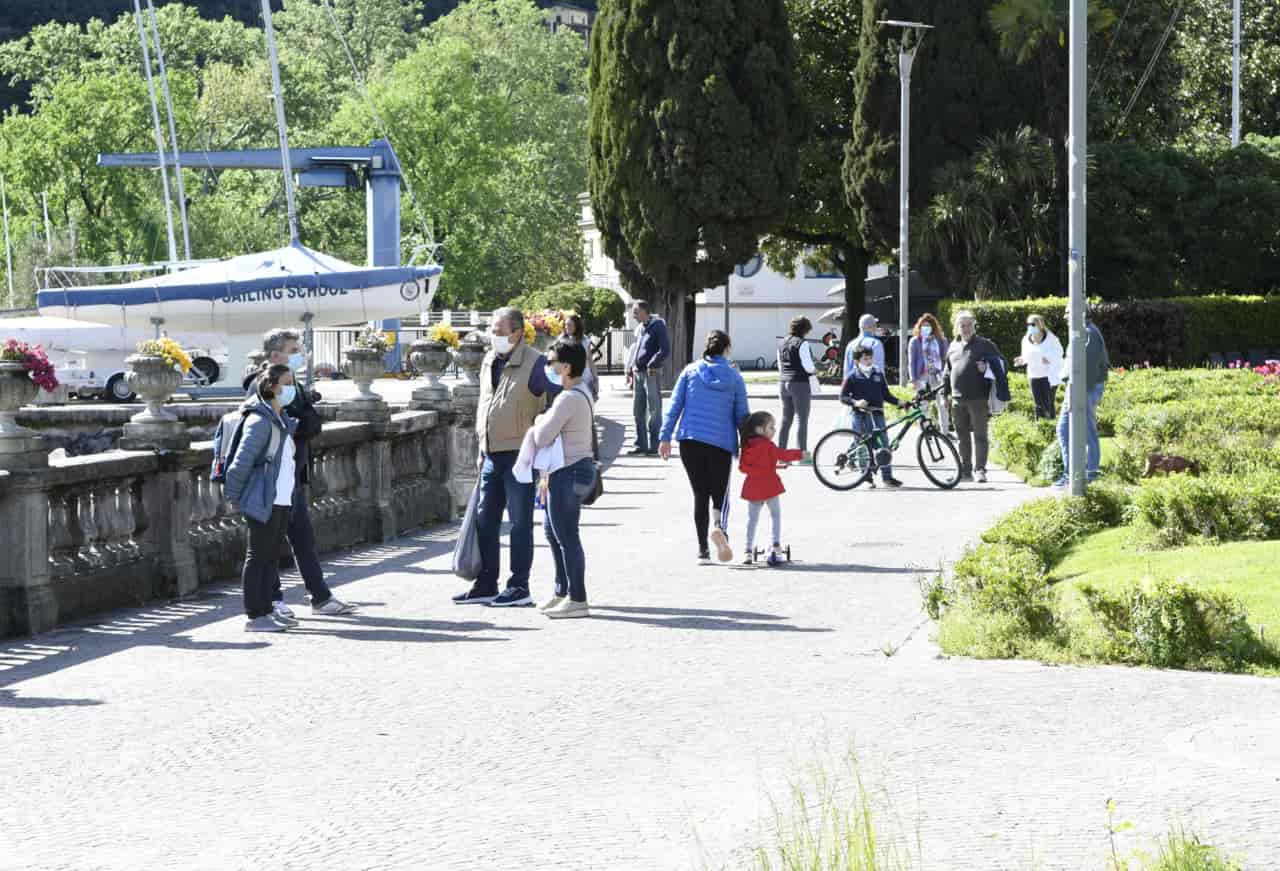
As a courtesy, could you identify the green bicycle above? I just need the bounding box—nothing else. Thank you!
[812,384,963,491]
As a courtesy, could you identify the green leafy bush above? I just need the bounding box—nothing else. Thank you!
[1035,440,1065,484]
[991,413,1055,480]
[1133,471,1280,547]
[980,496,1103,566]
[951,542,1054,634]
[510,282,626,338]
[1080,577,1269,670]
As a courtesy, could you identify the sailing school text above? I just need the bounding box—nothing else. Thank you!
[221,286,353,303]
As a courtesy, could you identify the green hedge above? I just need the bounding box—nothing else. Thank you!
[1133,470,1280,548]
[936,296,1280,367]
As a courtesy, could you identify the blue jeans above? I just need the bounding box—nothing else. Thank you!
[476,450,535,592]
[852,409,894,479]
[632,370,662,451]
[1058,383,1106,479]
[544,457,596,602]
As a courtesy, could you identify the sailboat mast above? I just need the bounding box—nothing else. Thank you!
[145,0,192,261]
[1,176,13,308]
[133,0,179,265]
[261,0,300,244]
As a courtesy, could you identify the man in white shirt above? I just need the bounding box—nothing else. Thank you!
[843,313,886,379]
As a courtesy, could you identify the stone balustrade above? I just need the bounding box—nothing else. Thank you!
[0,391,480,638]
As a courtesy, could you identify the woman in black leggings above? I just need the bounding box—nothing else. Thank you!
[658,331,750,564]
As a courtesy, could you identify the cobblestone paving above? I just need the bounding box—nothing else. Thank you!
[2,388,1278,871]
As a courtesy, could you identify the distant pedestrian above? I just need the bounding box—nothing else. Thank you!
[658,330,750,564]
[452,307,554,607]
[625,300,671,456]
[943,310,1001,484]
[738,411,803,566]
[531,341,598,619]
[840,346,905,488]
[1055,306,1110,487]
[777,316,816,460]
[224,364,299,633]
[1014,314,1064,420]
[843,313,886,379]
[907,313,950,433]
[245,328,356,622]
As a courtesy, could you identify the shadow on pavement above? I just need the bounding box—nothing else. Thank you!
[778,562,923,575]
[284,628,509,644]
[0,688,104,709]
[589,605,830,633]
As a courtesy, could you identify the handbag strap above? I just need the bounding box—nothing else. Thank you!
[570,384,599,461]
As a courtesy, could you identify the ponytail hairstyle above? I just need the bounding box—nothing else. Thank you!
[703,329,731,360]
[258,363,292,401]
[740,410,774,444]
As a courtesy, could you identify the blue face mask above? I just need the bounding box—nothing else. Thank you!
[277,385,297,406]
[544,365,563,387]
[920,324,933,338]
[288,351,306,371]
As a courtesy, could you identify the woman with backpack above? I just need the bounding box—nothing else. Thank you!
[531,340,598,619]
[224,364,300,633]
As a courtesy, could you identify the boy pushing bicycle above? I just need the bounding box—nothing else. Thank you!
[839,346,905,488]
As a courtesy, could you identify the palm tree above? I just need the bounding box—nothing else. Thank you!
[988,0,1114,292]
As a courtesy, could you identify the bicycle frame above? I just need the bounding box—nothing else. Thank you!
[851,404,927,453]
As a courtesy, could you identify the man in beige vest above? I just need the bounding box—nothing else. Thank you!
[453,307,555,607]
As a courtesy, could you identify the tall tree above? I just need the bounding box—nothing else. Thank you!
[764,0,868,352]
[844,0,1040,295]
[589,0,802,376]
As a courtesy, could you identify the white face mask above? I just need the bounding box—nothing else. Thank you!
[858,363,874,376]
[491,333,514,355]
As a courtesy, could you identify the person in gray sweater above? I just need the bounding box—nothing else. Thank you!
[1055,308,1111,486]
[943,310,1001,483]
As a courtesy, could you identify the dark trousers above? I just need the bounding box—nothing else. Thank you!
[678,439,732,552]
[851,409,894,479]
[272,487,333,606]
[953,398,991,474]
[244,506,291,618]
[1030,377,1057,420]
[779,379,812,452]
[544,457,596,602]
[476,450,535,593]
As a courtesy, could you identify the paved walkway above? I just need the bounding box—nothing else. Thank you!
[2,389,1278,871]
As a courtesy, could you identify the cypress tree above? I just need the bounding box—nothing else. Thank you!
[844,0,1038,284]
[588,0,801,373]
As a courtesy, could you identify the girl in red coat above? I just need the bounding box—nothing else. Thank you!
[738,411,803,566]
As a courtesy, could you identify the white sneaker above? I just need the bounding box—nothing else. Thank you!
[271,602,299,626]
[311,598,357,616]
[545,599,590,619]
[245,616,287,633]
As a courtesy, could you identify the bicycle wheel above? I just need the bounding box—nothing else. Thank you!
[813,428,874,491]
[917,427,962,490]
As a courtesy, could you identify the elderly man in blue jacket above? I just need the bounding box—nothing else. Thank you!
[625,300,671,456]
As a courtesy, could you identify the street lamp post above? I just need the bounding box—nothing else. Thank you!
[879,19,933,387]
[1232,0,1242,147]
[1067,0,1088,496]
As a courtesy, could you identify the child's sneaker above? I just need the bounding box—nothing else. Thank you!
[697,549,712,565]
[742,551,756,566]
[710,527,733,563]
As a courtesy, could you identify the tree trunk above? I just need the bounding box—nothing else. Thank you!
[838,245,869,360]
[660,287,692,389]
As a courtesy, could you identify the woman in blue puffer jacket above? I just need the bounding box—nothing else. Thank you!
[224,363,299,633]
[658,330,750,564]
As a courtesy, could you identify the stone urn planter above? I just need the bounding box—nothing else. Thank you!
[452,334,487,387]
[409,340,451,388]
[119,354,188,450]
[339,346,390,422]
[0,361,39,437]
[125,354,182,423]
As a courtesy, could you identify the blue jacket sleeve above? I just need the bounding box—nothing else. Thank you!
[843,343,856,380]
[647,319,671,368]
[659,370,688,443]
[527,352,550,398]
[873,339,885,374]
[733,374,749,429]
[224,412,270,504]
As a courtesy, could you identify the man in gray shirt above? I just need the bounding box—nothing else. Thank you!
[943,310,1001,483]
[1055,307,1110,487]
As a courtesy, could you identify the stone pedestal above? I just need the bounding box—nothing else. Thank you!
[0,478,57,635]
[340,347,391,422]
[119,355,189,451]
[447,381,482,515]
[0,364,47,471]
[408,340,452,413]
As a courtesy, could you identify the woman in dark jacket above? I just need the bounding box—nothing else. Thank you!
[776,316,816,459]
[224,364,298,633]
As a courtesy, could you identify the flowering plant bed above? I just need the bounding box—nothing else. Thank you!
[135,338,192,374]
[353,327,391,353]
[427,323,461,349]
[1,339,59,391]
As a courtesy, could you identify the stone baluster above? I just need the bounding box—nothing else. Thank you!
[46,494,77,578]
[95,484,123,566]
[73,491,102,572]
[121,481,143,563]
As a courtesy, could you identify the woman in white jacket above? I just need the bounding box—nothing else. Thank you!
[1014,313,1064,419]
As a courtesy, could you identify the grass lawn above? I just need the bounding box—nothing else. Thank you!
[1054,527,1280,646]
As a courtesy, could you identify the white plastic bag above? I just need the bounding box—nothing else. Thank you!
[832,405,854,431]
[452,482,483,581]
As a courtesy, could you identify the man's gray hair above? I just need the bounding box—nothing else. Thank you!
[953,309,977,328]
[262,328,301,355]
[492,306,524,335]
[858,313,878,331]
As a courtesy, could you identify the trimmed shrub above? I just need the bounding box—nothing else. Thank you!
[951,542,1054,634]
[1035,440,1064,484]
[980,496,1103,566]
[1080,577,1268,670]
[990,413,1054,479]
[1133,471,1280,547]
[1174,295,1280,366]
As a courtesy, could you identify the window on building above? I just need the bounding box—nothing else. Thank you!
[735,254,764,278]
[803,256,843,279]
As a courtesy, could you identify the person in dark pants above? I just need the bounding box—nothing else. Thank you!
[658,330,750,564]
[224,365,298,633]
[246,329,356,621]
[452,306,555,607]
[1014,313,1064,420]
[839,346,905,488]
[777,316,816,460]
[625,300,671,455]
[943,310,1002,483]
